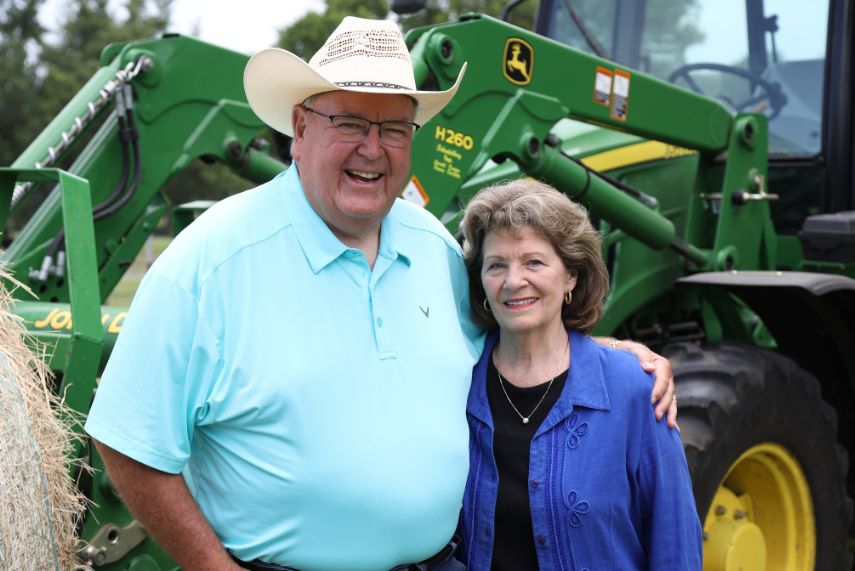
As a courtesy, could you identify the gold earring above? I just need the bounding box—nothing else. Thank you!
[564,291,572,305]
[483,298,491,312]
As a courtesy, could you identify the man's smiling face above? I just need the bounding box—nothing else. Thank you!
[290,91,415,244]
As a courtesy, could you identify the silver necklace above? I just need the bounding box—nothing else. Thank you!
[494,339,569,425]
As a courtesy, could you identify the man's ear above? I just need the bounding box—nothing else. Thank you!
[293,106,308,138]
[291,106,306,160]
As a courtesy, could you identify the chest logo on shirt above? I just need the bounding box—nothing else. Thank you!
[419,305,430,318]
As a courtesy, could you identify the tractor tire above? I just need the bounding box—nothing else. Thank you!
[663,341,853,571]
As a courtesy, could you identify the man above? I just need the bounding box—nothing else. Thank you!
[85,17,676,571]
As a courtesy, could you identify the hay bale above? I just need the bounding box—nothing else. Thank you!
[0,265,88,570]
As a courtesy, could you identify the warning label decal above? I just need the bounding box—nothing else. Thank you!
[610,69,631,121]
[402,176,429,207]
[593,66,612,106]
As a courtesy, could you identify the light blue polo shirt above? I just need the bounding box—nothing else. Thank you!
[85,166,485,570]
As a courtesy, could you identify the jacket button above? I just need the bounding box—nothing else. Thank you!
[536,535,546,545]
[530,479,539,489]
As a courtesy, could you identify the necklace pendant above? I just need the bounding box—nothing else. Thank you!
[522,417,530,424]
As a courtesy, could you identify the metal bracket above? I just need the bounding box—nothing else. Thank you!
[700,173,779,205]
[80,520,147,566]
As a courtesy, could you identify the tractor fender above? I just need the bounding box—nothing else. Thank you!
[677,271,855,386]
[678,270,855,473]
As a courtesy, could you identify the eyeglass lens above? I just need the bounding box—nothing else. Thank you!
[305,106,417,148]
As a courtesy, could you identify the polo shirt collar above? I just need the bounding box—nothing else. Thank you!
[281,166,411,272]
[378,203,412,267]
[280,166,346,273]
[466,330,611,430]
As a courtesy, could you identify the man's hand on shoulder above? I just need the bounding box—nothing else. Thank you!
[594,337,678,429]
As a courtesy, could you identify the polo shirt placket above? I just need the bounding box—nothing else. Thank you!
[367,251,400,360]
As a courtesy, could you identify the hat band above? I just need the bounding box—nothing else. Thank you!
[334,80,410,90]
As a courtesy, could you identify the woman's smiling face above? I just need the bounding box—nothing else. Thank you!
[480,226,577,338]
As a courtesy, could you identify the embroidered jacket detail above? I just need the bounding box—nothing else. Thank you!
[565,413,590,450]
[564,490,590,527]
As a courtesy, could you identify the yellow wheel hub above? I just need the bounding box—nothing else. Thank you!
[702,443,815,571]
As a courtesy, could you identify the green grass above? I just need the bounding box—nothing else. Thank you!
[105,235,171,307]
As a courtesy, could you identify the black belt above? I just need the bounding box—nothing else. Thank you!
[230,556,299,571]
[231,536,460,571]
[390,535,459,571]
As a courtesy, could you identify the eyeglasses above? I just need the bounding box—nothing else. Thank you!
[302,105,420,149]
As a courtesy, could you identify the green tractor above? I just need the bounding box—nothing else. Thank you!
[1,0,853,568]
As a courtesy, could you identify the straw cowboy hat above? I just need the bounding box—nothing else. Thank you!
[244,16,467,137]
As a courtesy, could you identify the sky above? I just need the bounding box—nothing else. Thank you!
[36,0,829,62]
[684,0,829,63]
[38,0,328,55]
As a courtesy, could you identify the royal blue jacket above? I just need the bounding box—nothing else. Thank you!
[460,331,702,570]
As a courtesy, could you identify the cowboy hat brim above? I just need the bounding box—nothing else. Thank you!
[244,48,466,137]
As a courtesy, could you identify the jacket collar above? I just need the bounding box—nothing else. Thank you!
[281,165,411,273]
[467,330,611,434]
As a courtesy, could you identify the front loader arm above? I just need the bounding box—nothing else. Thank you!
[2,35,286,306]
[406,14,772,274]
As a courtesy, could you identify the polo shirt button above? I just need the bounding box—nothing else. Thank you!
[376,317,383,327]
[530,479,539,489]
[536,535,546,545]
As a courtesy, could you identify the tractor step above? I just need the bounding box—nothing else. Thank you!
[799,211,855,263]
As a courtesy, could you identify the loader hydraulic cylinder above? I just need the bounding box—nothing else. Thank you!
[518,140,711,268]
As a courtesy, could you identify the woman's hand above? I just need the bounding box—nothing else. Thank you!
[596,338,678,428]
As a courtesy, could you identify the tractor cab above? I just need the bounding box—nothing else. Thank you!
[531,0,845,233]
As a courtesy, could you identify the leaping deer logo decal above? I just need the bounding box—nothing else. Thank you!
[503,38,534,86]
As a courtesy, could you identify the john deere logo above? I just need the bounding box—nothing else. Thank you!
[503,38,533,85]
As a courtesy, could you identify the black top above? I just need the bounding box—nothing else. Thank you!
[486,357,568,570]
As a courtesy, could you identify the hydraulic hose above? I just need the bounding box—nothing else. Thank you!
[91,85,141,220]
[40,85,140,280]
[91,86,133,216]
[47,88,133,261]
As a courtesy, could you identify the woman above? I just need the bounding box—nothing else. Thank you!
[458,180,701,570]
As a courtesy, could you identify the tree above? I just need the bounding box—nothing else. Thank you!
[0,0,47,166]
[641,0,704,79]
[277,0,389,59]
[37,0,173,125]
[1,0,174,166]
[395,0,530,32]
[2,0,178,231]
[276,0,533,58]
